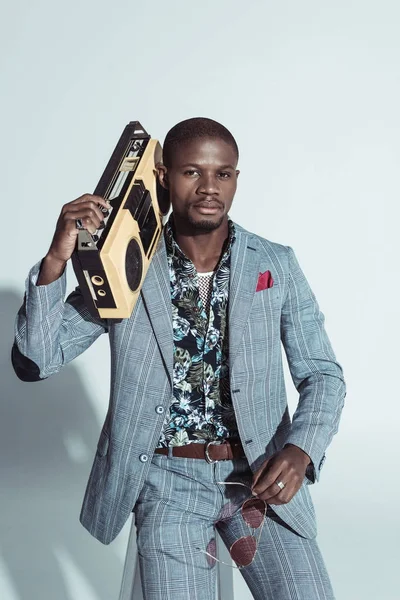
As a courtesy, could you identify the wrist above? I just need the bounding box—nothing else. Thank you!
[284,444,311,467]
[37,253,67,286]
[45,251,67,268]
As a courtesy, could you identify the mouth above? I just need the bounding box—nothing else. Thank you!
[193,200,223,214]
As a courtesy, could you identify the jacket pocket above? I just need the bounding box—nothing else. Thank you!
[253,284,282,312]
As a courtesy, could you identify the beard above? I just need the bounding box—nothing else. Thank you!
[186,212,225,232]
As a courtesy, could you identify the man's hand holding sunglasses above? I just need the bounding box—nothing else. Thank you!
[251,444,311,505]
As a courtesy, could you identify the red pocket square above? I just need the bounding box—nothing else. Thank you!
[256,270,274,292]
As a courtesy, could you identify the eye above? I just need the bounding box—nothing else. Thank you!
[218,172,231,179]
[184,169,200,176]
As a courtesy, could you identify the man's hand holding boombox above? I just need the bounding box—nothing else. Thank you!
[37,194,110,286]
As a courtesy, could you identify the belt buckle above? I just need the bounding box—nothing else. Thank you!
[205,440,223,464]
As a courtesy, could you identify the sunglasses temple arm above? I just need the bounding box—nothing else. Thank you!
[196,547,241,569]
[216,481,254,491]
[254,507,267,542]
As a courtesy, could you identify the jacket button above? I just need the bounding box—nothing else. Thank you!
[155,405,164,414]
[139,454,148,463]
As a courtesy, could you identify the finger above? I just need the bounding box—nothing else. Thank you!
[252,462,283,496]
[265,474,304,505]
[262,466,304,500]
[66,207,104,229]
[65,201,106,224]
[76,207,105,229]
[257,480,285,502]
[251,457,271,490]
[64,213,100,235]
[266,482,297,505]
[267,490,289,505]
[66,213,101,233]
[256,478,287,504]
[70,194,111,210]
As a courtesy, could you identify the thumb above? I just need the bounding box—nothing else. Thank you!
[251,456,272,491]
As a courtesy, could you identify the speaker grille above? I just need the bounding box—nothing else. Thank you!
[125,238,143,291]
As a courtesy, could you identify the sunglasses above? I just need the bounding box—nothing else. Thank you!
[198,481,267,569]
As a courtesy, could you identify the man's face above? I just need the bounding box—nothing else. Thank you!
[158,137,239,232]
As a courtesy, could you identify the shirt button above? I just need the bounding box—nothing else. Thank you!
[155,405,164,414]
[139,454,148,463]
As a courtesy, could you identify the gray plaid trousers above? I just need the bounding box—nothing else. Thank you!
[133,453,335,600]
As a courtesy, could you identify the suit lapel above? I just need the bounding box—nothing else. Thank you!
[139,226,261,382]
[140,238,174,385]
[229,229,261,367]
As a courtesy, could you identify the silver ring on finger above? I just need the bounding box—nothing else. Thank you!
[75,218,85,230]
[275,480,286,491]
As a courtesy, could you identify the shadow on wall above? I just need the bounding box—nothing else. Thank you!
[0,289,123,600]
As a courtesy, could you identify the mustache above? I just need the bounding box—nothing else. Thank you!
[192,198,223,208]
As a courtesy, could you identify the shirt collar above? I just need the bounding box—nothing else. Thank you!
[164,214,236,263]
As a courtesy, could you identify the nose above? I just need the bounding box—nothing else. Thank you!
[197,173,220,196]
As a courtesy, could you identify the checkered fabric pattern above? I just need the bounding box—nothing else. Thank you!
[133,453,335,599]
[12,222,346,546]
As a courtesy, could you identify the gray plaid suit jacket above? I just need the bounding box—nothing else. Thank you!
[12,223,346,545]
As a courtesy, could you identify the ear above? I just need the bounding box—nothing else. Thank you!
[155,162,169,189]
[235,169,240,178]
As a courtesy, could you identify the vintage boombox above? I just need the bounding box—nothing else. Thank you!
[71,121,170,320]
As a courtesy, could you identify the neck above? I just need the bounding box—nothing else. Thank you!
[172,216,230,273]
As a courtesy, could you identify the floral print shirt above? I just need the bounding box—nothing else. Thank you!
[156,217,240,448]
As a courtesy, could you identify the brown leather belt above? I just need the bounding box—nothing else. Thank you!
[154,439,245,463]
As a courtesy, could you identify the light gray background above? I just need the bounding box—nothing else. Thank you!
[1,1,398,599]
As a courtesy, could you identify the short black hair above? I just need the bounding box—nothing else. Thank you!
[162,117,239,167]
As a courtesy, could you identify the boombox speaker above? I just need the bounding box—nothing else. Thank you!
[72,121,170,320]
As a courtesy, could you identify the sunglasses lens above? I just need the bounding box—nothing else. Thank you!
[242,498,266,528]
[230,535,257,567]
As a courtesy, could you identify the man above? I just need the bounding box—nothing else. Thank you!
[12,117,346,599]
